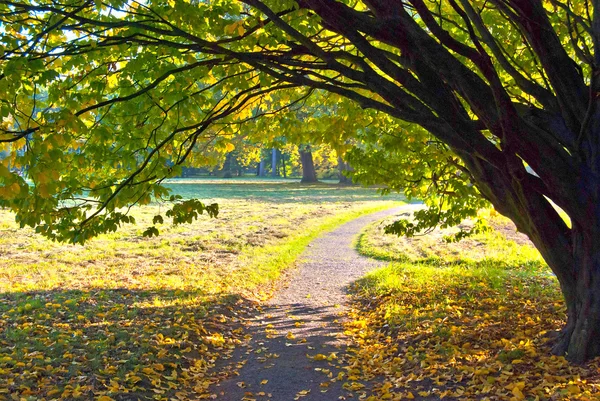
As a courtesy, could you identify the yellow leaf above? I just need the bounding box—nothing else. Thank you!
[10,182,21,197]
[224,21,242,36]
[237,24,246,36]
[512,387,525,400]
[0,164,11,178]
[260,380,268,385]
[97,396,115,401]
[38,183,50,198]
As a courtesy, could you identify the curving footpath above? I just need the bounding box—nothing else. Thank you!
[212,204,420,400]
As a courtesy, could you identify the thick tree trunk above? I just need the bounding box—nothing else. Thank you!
[549,226,600,363]
[458,147,600,363]
[299,147,318,183]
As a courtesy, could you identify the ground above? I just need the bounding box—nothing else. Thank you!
[209,205,421,401]
[0,178,401,401]
[1,180,599,400]
[347,211,600,400]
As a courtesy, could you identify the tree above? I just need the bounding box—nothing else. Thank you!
[1,0,599,361]
[298,144,318,183]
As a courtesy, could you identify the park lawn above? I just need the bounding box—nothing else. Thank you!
[0,178,402,401]
[345,212,600,400]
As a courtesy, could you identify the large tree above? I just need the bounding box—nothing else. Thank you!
[1,0,599,361]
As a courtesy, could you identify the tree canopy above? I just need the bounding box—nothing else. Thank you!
[2,0,600,361]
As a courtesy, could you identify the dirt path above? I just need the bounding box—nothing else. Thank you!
[211,205,420,400]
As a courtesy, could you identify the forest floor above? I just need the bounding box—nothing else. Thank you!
[343,211,600,400]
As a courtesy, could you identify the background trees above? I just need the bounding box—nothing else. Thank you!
[1,0,599,360]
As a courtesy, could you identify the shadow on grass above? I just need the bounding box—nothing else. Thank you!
[0,288,255,400]
[341,265,599,400]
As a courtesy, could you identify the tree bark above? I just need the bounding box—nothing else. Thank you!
[281,152,287,178]
[455,145,600,363]
[299,146,318,183]
[549,226,600,363]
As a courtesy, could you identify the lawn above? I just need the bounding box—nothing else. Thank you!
[0,178,403,401]
[346,212,600,400]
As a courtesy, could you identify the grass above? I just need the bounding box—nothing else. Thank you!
[346,212,600,400]
[0,178,404,401]
[356,210,544,268]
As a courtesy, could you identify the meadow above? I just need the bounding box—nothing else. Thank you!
[0,178,403,401]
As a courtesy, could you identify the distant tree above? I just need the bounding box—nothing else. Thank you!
[2,0,600,361]
[298,145,318,183]
[337,155,353,185]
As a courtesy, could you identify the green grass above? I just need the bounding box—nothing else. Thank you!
[163,177,397,203]
[0,179,404,401]
[356,211,545,269]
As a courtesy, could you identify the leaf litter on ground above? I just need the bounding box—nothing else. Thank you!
[344,212,600,400]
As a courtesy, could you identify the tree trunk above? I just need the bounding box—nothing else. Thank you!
[299,147,318,183]
[281,152,287,178]
[456,147,600,363]
[258,160,265,177]
[548,226,600,363]
[271,148,277,177]
[337,155,353,185]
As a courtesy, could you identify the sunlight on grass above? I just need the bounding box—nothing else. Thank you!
[357,211,544,268]
[347,214,600,400]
